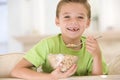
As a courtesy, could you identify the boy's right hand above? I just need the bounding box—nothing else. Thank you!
[50,64,77,79]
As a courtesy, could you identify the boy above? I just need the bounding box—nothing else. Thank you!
[11,0,108,80]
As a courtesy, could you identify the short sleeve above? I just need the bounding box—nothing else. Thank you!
[102,58,108,75]
[24,39,48,68]
[87,57,108,75]
[87,58,93,75]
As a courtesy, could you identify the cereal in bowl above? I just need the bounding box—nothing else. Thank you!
[48,53,78,72]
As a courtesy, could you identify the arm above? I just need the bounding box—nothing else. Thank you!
[92,54,102,75]
[11,58,77,80]
[86,36,102,75]
[11,58,54,80]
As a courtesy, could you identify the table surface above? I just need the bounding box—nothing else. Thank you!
[60,75,120,80]
[0,75,120,80]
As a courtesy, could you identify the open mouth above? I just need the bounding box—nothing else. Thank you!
[67,27,80,32]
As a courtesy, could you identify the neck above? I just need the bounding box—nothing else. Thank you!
[62,36,81,45]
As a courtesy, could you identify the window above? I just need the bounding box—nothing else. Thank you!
[0,0,8,53]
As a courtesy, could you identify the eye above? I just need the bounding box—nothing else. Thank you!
[78,16,84,19]
[64,16,70,18]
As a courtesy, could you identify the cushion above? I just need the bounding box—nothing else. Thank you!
[0,53,24,77]
[108,55,120,75]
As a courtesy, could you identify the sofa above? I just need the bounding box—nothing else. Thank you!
[108,54,120,75]
[0,53,24,78]
[0,52,120,78]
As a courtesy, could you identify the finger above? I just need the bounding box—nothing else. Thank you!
[69,64,77,75]
[55,66,62,73]
[86,42,97,50]
[86,42,96,49]
[86,46,95,53]
[87,37,96,43]
[51,66,63,79]
[86,42,95,47]
[86,45,94,50]
[65,64,77,77]
[86,38,98,47]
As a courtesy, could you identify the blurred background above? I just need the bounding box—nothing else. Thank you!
[0,0,120,63]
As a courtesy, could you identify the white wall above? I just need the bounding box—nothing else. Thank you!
[8,0,23,36]
[99,0,120,31]
[0,0,9,53]
[44,0,60,35]
[114,0,120,28]
[0,1,8,42]
[8,0,46,52]
[8,0,46,36]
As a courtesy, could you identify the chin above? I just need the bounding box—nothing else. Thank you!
[68,35,80,39]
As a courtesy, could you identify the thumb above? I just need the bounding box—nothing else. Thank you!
[55,65,62,72]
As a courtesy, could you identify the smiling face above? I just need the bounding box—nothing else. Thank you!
[56,2,90,42]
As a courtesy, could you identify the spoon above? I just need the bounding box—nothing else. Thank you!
[66,35,102,48]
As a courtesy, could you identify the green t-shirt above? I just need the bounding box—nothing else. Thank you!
[24,34,108,76]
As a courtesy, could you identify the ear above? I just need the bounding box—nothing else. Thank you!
[55,17,60,26]
[86,19,91,28]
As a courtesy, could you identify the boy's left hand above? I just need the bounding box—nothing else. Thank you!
[51,64,77,79]
[86,36,101,58]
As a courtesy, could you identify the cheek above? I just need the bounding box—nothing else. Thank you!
[80,22,88,27]
[59,21,67,27]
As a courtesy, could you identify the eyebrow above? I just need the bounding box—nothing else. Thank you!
[78,13,86,16]
[62,12,86,16]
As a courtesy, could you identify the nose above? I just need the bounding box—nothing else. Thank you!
[70,18,79,25]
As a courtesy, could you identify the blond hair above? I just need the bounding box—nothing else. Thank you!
[56,0,91,19]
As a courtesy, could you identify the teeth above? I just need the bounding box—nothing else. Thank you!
[67,28,79,31]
